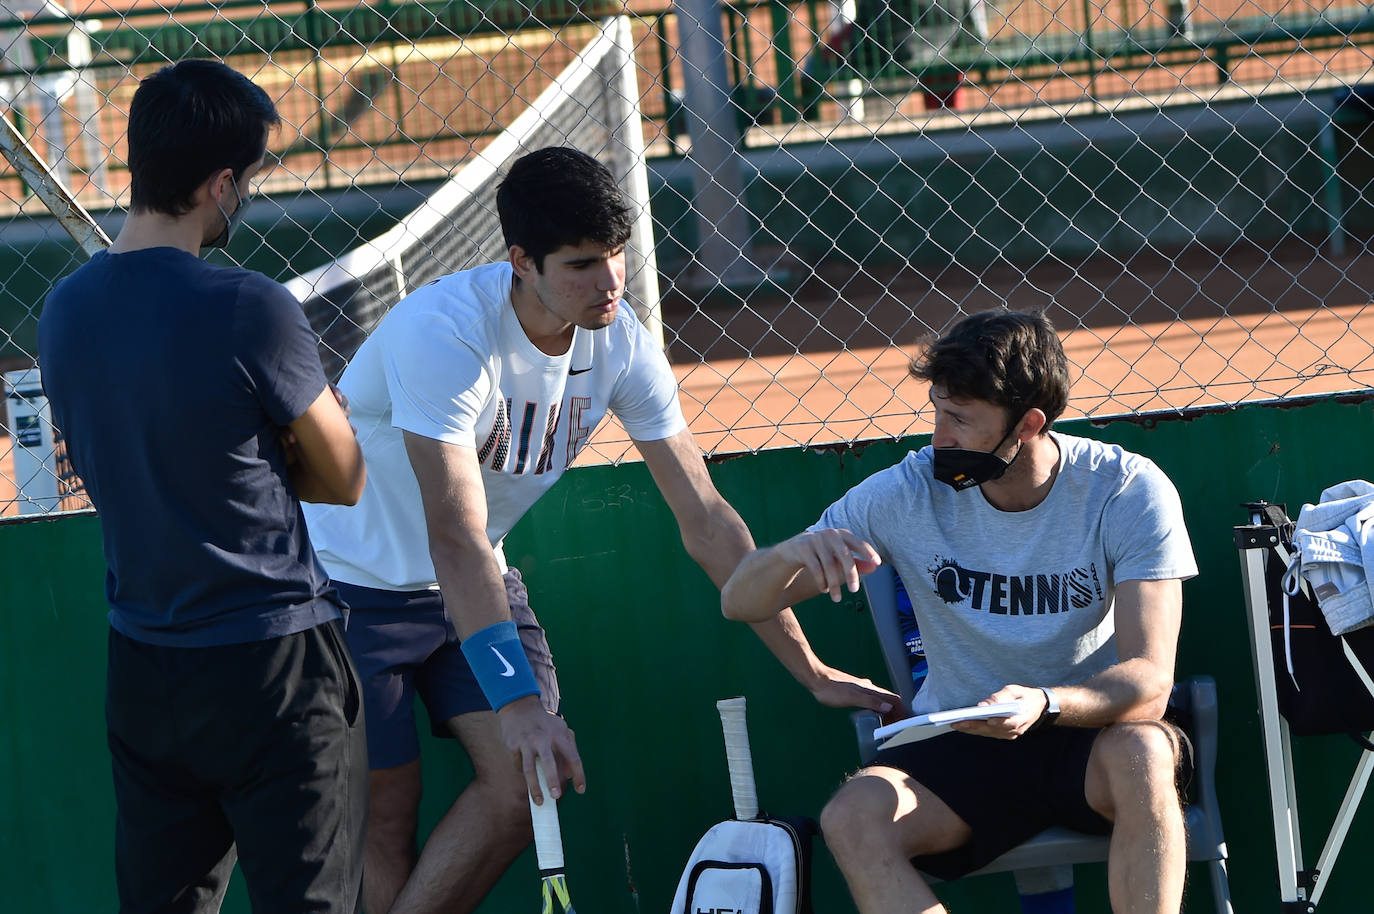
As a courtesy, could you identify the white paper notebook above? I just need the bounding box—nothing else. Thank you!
[873,700,1029,750]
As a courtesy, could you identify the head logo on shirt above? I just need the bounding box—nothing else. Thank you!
[926,556,1103,615]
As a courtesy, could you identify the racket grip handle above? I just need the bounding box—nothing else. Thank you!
[528,761,566,871]
[716,696,760,821]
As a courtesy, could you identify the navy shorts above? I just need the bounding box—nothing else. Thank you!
[336,568,561,770]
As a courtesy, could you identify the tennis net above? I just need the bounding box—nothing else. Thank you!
[284,16,661,381]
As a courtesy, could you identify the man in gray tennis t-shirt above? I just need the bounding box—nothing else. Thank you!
[818,431,1194,720]
[723,309,1196,914]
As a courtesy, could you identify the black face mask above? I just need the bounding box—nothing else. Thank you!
[932,425,1021,491]
[204,176,249,250]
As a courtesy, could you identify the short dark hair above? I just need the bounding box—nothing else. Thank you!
[496,146,633,271]
[909,309,1070,427]
[127,60,279,216]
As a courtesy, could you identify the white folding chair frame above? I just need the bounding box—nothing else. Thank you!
[1235,505,1374,912]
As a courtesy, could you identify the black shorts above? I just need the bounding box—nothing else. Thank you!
[872,724,1189,880]
[106,621,367,914]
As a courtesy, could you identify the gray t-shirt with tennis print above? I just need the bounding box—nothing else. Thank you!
[814,431,1197,716]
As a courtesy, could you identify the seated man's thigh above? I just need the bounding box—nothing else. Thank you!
[871,728,1110,880]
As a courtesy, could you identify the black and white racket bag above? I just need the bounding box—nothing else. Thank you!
[669,697,816,914]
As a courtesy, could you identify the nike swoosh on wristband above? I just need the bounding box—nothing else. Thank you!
[568,366,592,376]
[490,644,516,678]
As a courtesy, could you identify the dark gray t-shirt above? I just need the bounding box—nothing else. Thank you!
[38,247,341,647]
[816,432,1197,714]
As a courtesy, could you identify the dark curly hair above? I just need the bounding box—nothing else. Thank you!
[909,309,1070,428]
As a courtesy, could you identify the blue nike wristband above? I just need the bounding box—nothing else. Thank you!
[460,620,541,711]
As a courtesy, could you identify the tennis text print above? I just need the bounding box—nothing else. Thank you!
[927,557,1104,614]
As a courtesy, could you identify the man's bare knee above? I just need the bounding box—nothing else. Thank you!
[448,712,535,847]
[1097,721,1179,781]
[822,774,901,874]
[473,773,535,845]
[820,782,871,847]
[823,772,897,830]
[821,767,969,862]
[1087,721,1182,818]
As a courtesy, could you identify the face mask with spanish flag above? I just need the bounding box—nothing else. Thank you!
[931,425,1022,491]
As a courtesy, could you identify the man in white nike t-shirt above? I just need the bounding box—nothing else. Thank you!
[304,147,899,914]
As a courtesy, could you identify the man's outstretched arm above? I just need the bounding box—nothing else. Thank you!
[722,527,885,621]
[636,430,895,714]
[404,431,585,802]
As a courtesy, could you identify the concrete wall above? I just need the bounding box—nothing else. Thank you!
[5,395,1374,912]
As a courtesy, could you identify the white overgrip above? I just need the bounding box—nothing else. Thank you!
[716,696,760,821]
[528,761,566,871]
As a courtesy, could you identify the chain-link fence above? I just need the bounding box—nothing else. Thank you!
[1,0,1371,515]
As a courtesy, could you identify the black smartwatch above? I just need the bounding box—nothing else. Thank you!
[1032,687,1061,731]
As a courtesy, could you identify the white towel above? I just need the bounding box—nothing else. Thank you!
[1290,481,1374,636]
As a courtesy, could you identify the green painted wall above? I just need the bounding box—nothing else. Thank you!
[3,396,1374,912]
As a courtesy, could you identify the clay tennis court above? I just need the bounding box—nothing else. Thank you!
[580,241,1374,462]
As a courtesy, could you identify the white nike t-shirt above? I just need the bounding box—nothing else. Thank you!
[304,261,685,590]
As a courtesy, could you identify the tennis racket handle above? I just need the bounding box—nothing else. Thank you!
[528,761,566,871]
[716,696,760,821]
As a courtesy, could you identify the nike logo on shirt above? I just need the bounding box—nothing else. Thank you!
[490,644,516,677]
[569,366,592,376]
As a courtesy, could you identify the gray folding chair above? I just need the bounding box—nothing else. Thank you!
[852,563,1234,914]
